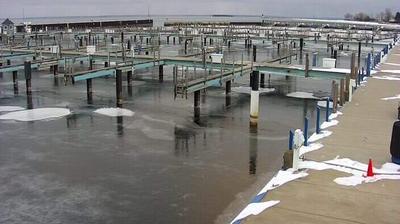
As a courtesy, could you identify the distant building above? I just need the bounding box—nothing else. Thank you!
[1,18,15,35]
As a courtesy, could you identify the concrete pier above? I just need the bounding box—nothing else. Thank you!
[244,45,400,224]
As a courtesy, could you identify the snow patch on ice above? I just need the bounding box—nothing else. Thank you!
[382,62,400,67]
[286,92,319,99]
[0,106,25,112]
[232,86,275,94]
[0,108,71,121]
[94,108,134,117]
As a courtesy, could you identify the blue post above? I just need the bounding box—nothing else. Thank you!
[312,53,317,66]
[289,130,294,150]
[304,117,309,146]
[316,106,321,134]
[366,53,371,76]
[325,98,330,122]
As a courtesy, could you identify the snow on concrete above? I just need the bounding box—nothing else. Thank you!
[258,169,309,194]
[0,106,25,112]
[381,94,400,101]
[329,111,343,120]
[231,169,308,223]
[321,120,339,129]
[373,75,400,81]
[377,70,400,74]
[94,108,134,117]
[0,108,71,121]
[299,143,324,156]
[308,131,332,143]
[382,62,400,67]
[286,92,319,99]
[232,86,275,94]
[230,201,280,224]
[299,158,400,186]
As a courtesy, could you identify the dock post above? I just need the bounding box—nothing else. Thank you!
[332,80,338,113]
[277,43,280,55]
[250,71,260,128]
[226,80,231,95]
[312,52,317,66]
[305,53,309,77]
[325,98,330,122]
[260,73,265,88]
[357,41,362,68]
[89,56,93,70]
[366,53,371,76]
[116,69,123,108]
[0,62,2,78]
[300,38,304,54]
[53,64,58,76]
[24,61,33,109]
[316,107,321,134]
[289,130,294,150]
[173,37,176,45]
[345,75,350,101]
[194,90,201,123]
[127,70,133,96]
[304,117,309,146]
[86,79,93,104]
[167,36,170,44]
[12,71,18,95]
[253,45,257,62]
[339,79,345,106]
[159,65,164,82]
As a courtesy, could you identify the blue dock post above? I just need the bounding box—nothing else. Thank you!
[316,107,321,134]
[312,53,317,66]
[289,130,294,150]
[366,53,371,76]
[325,98,330,122]
[304,117,309,146]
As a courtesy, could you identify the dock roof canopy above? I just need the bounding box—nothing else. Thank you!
[2,18,14,25]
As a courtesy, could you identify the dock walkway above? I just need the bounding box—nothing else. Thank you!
[244,45,400,223]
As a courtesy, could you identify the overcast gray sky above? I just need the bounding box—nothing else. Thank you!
[1,0,399,19]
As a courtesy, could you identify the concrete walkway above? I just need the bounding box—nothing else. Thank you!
[245,45,400,224]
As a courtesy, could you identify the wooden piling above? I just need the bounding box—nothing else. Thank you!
[24,61,33,109]
[253,45,257,62]
[305,53,309,77]
[116,69,123,108]
[260,73,265,88]
[159,65,164,82]
[12,71,18,94]
[250,71,260,128]
[339,79,345,106]
[86,79,93,104]
[127,70,133,96]
[226,80,231,95]
[194,90,201,123]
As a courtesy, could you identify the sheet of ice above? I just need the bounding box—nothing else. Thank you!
[299,143,324,156]
[286,92,319,99]
[308,131,332,143]
[94,108,135,117]
[232,86,275,94]
[321,120,339,129]
[0,108,71,121]
[259,169,309,194]
[230,201,280,224]
[373,76,400,81]
[0,106,25,112]
[378,70,400,74]
[381,95,400,101]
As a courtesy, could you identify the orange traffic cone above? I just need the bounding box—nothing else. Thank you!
[367,159,374,177]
